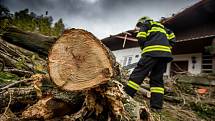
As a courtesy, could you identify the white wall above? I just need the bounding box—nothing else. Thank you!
[166,53,202,75]
[112,47,141,67]
[112,48,202,76]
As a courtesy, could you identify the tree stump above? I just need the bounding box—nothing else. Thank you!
[48,29,116,91]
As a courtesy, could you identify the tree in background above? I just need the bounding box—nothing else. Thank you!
[13,9,36,32]
[37,15,53,36]
[0,4,12,33]
[53,18,65,36]
[0,5,65,37]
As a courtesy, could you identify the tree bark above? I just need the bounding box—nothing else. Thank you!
[1,27,56,56]
[0,87,37,108]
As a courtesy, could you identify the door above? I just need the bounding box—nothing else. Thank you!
[170,61,189,76]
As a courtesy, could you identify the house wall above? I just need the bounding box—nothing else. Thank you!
[166,53,202,76]
[112,48,202,76]
[112,47,141,66]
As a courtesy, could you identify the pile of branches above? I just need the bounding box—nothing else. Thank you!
[0,28,159,121]
[157,75,215,121]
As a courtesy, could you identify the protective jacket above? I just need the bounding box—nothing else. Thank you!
[136,20,176,61]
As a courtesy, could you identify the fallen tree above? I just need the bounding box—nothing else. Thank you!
[0,29,153,121]
[1,27,56,57]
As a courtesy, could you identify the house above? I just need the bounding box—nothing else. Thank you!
[102,0,215,76]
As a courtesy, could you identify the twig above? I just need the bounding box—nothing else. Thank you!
[0,58,5,71]
[3,68,33,76]
[0,78,33,90]
[3,91,12,118]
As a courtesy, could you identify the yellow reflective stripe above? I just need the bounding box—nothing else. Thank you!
[142,45,171,53]
[147,27,166,35]
[127,83,139,90]
[169,33,175,37]
[150,21,164,28]
[143,45,170,49]
[143,48,171,53]
[167,33,175,40]
[128,81,140,88]
[127,80,140,91]
[136,32,147,38]
[150,87,164,94]
[168,36,175,40]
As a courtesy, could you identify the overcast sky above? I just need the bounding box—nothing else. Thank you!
[1,0,199,39]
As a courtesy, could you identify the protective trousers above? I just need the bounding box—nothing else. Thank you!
[124,56,168,109]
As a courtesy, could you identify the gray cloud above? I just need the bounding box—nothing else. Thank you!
[1,0,199,38]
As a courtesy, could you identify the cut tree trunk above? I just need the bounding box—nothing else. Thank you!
[48,29,117,91]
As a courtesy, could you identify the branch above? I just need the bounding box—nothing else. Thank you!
[0,78,33,90]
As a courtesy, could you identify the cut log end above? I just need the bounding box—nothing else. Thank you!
[48,29,114,91]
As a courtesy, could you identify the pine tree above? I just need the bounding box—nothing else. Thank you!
[0,4,12,33]
[0,5,65,36]
[53,18,65,36]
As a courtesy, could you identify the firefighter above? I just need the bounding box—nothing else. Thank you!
[124,16,176,111]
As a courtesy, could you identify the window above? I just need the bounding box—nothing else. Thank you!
[122,55,133,66]
[123,57,128,66]
[202,54,213,73]
[135,55,139,58]
[128,57,132,65]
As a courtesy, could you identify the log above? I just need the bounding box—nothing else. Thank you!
[48,29,117,91]
[0,87,37,108]
[1,27,56,56]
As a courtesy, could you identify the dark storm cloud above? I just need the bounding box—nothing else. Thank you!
[1,0,199,38]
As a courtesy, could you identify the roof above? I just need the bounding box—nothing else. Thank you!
[102,30,138,51]
[102,0,215,53]
[163,0,215,30]
[162,0,215,42]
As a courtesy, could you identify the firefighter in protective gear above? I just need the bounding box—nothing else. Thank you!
[124,16,176,110]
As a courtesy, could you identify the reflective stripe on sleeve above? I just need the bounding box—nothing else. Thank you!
[136,32,147,38]
[167,33,175,40]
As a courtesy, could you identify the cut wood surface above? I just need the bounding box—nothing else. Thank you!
[48,29,115,91]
